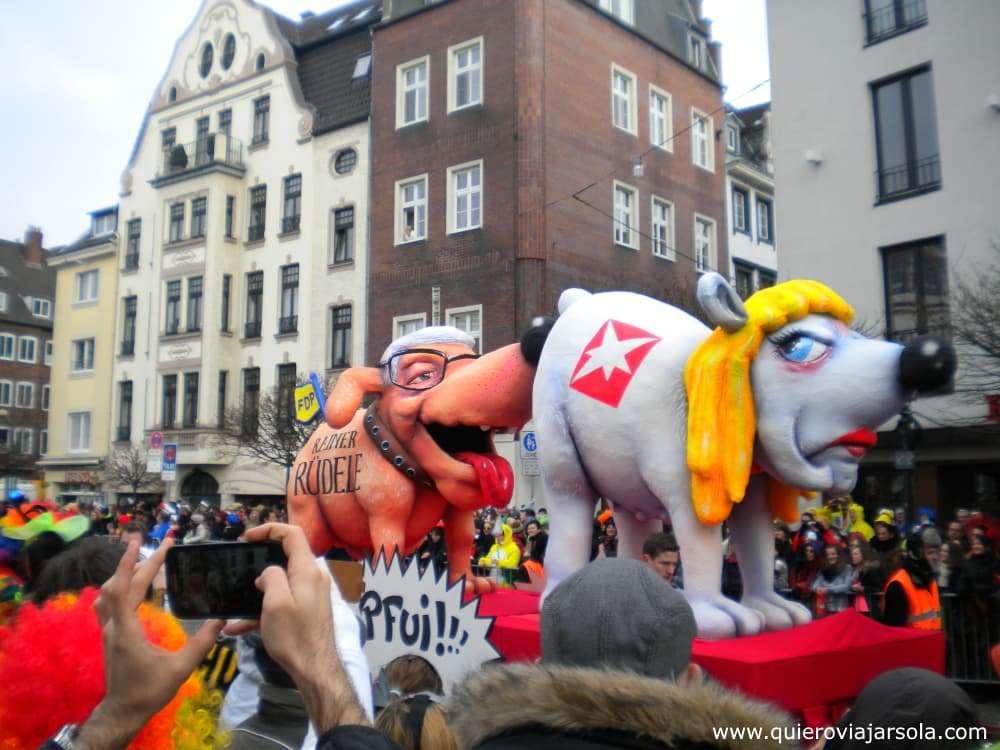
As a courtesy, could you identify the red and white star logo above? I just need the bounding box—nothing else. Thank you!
[569,320,661,408]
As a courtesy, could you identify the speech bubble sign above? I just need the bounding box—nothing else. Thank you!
[360,554,499,693]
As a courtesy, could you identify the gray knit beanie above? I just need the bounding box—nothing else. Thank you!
[541,558,696,680]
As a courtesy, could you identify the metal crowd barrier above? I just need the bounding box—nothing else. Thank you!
[941,592,1000,685]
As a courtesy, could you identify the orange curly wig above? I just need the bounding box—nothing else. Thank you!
[0,588,225,750]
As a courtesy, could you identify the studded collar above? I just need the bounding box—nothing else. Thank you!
[364,401,435,489]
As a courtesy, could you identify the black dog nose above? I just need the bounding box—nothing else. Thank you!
[520,316,554,367]
[899,336,956,393]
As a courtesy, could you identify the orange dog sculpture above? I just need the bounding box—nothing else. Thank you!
[288,326,542,593]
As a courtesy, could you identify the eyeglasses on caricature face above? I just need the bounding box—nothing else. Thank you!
[380,348,480,391]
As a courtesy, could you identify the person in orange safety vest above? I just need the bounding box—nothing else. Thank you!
[883,527,942,629]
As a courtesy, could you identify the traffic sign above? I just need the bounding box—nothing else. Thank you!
[520,431,537,458]
[522,457,540,476]
[146,450,163,474]
[893,450,915,471]
[149,431,164,450]
[162,443,178,481]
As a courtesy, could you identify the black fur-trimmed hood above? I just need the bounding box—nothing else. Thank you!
[447,663,795,750]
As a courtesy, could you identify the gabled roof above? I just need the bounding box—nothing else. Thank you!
[49,207,119,259]
[0,241,56,330]
[272,0,381,135]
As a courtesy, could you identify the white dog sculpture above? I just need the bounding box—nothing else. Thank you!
[534,273,954,639]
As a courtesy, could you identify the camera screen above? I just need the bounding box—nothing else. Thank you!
[166,542,286,619]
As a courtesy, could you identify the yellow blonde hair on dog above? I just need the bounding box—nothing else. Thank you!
[684,280,854,525]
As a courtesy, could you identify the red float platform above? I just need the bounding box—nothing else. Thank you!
[480,590,946,727]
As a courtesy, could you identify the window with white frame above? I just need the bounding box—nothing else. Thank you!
[689,34,705,70]
[71,338,96,372]
[447,305,483,353]
[613,181,638,248]
[31,298,52,318]
[12,428,32,455]
[15,382,33,408]
[726,124,739,154]
[44,340,53,366]
[694,215,717,273]
[732,186,750,234]
[76,269,99,303]
[0,334,14,361]
[0,292,6,312]
[598,0,634,24]
[397,56,429,128]
[691,109,714,171]
[396,175,428,244]
[611,65,637,134]
[393,313,426,340]
[41,384,50,411]
[447,160,482,234]
[68,412,92,452]
[40,429,48,454]
[756,198,774,244]
[649,86,672,151]
[651,196,675,260]
[0,381,11,406]
[17,336,36,363]
[449,38,482,112]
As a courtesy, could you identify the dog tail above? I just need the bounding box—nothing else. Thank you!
[557,288,591,315]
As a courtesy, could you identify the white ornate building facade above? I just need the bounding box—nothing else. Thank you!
[110,0,378,505]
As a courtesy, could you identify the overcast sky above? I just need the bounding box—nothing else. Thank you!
[0,0,769,248]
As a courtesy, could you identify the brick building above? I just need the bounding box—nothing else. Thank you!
[0,228,55,496]
[368,0,728,363]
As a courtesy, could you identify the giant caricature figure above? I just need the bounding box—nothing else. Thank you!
[288,326,543,594]
[534,273,955,639]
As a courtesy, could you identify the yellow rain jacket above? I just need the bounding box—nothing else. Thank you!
[478,523,521,569]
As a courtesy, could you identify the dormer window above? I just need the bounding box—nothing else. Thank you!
[168,86,177,102]
[256,53,266,71]
[353,53,372,80]
[726,125,739,154]
[200,43,214,78]
[689,33,705,70]
[222,34,236,70]
[598,0,634,25]
[92,214,116,236]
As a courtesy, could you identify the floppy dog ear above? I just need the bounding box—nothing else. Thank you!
[325,367,385,428]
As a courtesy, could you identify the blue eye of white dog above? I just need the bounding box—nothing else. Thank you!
[773,333,830,364]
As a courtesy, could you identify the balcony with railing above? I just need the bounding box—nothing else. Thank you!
[875,154,940,203]
[152,133,246,188]
[281,215,301,234]
[244,320,262,339]
[864,0,927,45]
[278,315,298,335]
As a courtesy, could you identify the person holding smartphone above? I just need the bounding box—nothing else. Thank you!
[43,524,395,750]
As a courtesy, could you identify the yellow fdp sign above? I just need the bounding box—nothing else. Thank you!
[295,383,320,423]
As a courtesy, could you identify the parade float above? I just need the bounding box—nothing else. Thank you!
[287,272,956,722]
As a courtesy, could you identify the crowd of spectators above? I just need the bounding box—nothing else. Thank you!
[1,491,998,748]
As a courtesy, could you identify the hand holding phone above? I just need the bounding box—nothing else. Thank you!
[165,541,287,619]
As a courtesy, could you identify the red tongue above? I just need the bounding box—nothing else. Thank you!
[454,452,514,508]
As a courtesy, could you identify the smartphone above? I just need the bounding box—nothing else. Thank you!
[165,541,287,619]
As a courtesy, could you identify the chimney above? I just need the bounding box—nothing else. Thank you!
[22,226,44,266]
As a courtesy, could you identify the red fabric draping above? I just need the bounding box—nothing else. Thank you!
[486,593,945,726]
[478,590,541,618]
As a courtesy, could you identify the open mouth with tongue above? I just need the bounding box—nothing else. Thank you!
[424,423,514,507]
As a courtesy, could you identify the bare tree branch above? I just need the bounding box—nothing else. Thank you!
[210,377,320,470]
[103,444,163,495]
[949,240,1000,404]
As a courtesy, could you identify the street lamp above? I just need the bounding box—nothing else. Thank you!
[893,405,921,526]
